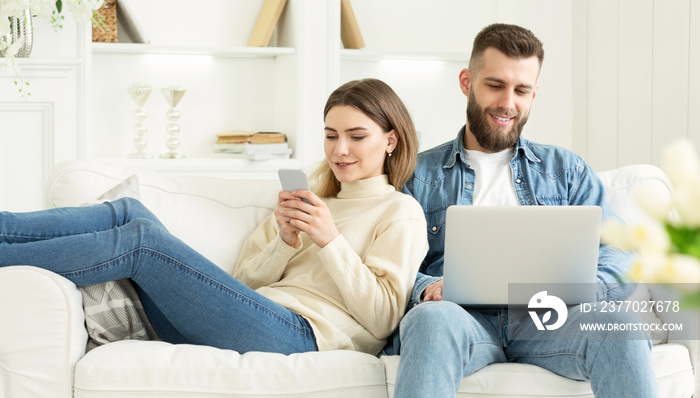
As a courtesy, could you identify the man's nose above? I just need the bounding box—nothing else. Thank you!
[497,90,516,111]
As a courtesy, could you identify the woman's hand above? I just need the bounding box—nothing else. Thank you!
[275,190,304,248]
[276,190,339,248]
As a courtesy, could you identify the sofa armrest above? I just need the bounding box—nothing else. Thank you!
[0,266,87,398]
[659,313,700,397]
[647,283,700,397]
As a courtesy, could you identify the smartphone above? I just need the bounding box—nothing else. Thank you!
[278,169,311,204]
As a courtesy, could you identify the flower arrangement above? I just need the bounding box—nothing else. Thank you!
[601,139,700,306]
[1,0,105,97]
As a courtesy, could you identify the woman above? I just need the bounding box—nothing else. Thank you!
[0,78,427,356]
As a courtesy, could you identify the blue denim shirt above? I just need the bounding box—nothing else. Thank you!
[402,126,634,305]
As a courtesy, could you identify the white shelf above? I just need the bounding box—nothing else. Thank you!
[340,49,468,63]
[92,43,296,58]
[95,157,303,176]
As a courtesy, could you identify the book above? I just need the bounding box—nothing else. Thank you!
[340,0,365,49]
[118,0,150,44]
[246,143,292,154]
[216,132,287,144]
[247,0,288,47]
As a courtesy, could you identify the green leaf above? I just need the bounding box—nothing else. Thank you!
[666,224,700,259]
[680,289,700,309]
[56,0,63,14]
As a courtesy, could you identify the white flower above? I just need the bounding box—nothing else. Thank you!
[30,0,57,19]
[661,139,700,188]
[83,0,105,11]
[64,4,92,23]
[633,184,672,222]
[0,0,32,17]
[629,253,700,290]
[672,180,700,228]
[601,220,636,251]
[63,0,104,22]
[662,254,700,289]
[4,38,23,56]
[629,252,668,282]
[0,55,12,72]
[601,219,670,253]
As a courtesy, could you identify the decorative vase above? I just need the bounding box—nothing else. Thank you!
[0,9,33,58]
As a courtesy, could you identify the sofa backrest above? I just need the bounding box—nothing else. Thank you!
[46,161,672,275]
[596,163,672,225]
[46,160,280,274]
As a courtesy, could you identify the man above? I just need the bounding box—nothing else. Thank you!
[395,24,657,397]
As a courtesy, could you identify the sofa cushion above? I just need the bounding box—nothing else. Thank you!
[46,160,280,274]
[74,340,388,398]
[381,343,693,397]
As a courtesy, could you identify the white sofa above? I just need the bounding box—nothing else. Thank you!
[0,160,696,398]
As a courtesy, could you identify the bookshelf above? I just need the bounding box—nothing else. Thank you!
[92,43,296,58]
[85,0,335,178]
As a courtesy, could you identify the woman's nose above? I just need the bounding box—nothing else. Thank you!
[334,138,350,156]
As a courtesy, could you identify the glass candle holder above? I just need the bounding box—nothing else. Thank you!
[159,85,186,159]
[126,84,153,159]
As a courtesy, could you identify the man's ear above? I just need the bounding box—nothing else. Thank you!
[459,68,472,97]
[532,84,539,101]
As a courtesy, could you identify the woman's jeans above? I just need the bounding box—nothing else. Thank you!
[394,301,658,398]
[0,198,318,354]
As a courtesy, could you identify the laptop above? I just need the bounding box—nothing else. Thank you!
[442,205,601,306]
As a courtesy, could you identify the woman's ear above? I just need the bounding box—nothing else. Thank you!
[386,129,398,154]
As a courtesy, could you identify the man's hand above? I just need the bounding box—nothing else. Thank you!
[422,279,443,302]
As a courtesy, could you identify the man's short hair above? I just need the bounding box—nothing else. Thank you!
[468,23,545,73]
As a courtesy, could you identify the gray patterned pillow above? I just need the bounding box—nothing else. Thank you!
[79,175,160,352]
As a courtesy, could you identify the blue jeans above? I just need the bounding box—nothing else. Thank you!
[394,301,658,398]
[0,198,318,354]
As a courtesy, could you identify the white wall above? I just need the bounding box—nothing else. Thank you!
[573,0,700,171]
[341,0,574,153]
[344,0,700,172]
[2,0,699,211]
[0,19,88,211]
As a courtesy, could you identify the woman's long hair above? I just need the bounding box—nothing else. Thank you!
[311,78,419,197]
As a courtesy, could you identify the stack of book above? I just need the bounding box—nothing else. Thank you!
[214,132,292,161]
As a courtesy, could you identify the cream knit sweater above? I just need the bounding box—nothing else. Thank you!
[233,174,427,355]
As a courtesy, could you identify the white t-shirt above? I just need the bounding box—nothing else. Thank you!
[465,148,519,206]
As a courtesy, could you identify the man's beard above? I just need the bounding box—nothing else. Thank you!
[466,89,529,152]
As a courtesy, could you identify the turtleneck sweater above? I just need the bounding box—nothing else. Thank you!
[233,174,427,355]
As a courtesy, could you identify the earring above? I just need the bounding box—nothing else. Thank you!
[387,151,393,157]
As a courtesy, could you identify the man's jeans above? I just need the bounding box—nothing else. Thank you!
[0,198,318,354]
[394,301,658,398]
